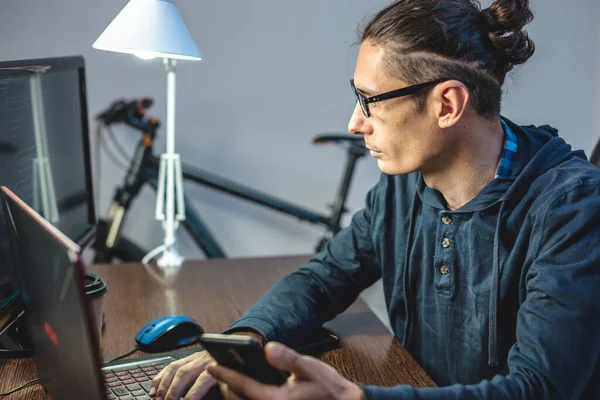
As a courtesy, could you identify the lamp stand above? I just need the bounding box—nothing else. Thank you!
[155,58,186,268]
[30,75,59,225]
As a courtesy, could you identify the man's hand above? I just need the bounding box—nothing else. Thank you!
[148,350,216,400]
[149,331,263,400]
[206,342,364,400]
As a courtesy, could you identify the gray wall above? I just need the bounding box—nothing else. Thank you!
[1,0,599,331]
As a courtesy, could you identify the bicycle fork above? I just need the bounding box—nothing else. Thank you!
[94,130,156,263]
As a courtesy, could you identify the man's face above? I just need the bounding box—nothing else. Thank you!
[349,41,449,175]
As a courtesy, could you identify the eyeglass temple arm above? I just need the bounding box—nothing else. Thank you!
[367,78,474,103]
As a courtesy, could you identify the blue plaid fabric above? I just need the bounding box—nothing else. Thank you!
[495,120,518,178]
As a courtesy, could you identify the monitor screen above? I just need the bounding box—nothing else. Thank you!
[0,56,95,334]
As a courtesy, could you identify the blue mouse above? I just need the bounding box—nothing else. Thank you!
[135,315,204,353]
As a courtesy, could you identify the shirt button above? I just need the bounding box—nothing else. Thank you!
[442,238,452,248]
[442,215,452,224]
[440,265,449,275]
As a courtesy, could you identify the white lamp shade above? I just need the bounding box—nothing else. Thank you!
[93,0,201,60]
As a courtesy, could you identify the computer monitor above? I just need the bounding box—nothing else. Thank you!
[0,55,96,335]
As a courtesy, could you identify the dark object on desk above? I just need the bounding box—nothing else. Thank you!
[135,315,204,353]
[200,333,288,386]
[295,326,341,356]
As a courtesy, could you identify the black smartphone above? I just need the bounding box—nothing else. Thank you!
[199,333,288,386]
[294,327,340,355]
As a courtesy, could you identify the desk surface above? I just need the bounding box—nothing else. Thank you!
[0,255,435,398]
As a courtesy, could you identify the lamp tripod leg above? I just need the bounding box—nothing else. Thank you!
[156,153,185,268]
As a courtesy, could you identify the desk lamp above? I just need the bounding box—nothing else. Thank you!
[93,0,201,267]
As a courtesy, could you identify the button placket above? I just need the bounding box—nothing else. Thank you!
[434,212,459,296]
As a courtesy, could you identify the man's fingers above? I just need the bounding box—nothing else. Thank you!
[148,368,165,396]
[264,342,318,380]
[151,351,213,399]
[164,363,205,400]
[183,370,218,400]
[207,363,277,400]
[152,360,186,399]
[151,353,199,397]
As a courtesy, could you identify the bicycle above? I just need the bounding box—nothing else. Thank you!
[91,98,369,263]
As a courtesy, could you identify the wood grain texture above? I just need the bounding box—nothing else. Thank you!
[0,255,435,398]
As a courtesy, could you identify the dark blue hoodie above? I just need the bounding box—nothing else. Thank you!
[229,118,600,399]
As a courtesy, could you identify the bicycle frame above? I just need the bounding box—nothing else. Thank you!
[93,110,367,263]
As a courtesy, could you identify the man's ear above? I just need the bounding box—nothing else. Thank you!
[432,80,470,129]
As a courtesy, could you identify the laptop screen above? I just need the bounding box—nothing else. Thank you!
[2,187,105,400]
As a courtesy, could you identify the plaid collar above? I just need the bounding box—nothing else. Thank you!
[495,119,518,178]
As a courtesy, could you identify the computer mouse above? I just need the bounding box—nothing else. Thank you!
[135,315,204,353]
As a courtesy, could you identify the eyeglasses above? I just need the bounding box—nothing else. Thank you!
[350,78,475,117]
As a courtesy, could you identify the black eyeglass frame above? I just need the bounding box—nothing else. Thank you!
[350,78,475,117]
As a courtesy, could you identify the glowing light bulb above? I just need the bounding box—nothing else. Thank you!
[135,51,157,60]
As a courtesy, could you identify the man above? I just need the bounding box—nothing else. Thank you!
[151,0,600,399]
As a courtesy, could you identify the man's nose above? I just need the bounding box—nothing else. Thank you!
[348,103,370,136]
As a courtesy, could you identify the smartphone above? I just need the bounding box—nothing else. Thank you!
[199,333,288,386]
[294,327,340,355]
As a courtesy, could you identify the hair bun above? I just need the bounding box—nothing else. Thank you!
[486,0,533,31]
[483,0,535,69]
[481,8,507,34]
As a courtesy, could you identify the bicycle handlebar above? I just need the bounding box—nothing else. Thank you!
[96,97,154,124]
[313,133,365,147]
[97,98,159,136]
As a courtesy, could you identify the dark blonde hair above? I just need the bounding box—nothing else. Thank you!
[360,0,535,118]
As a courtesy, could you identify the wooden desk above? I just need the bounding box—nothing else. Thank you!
[0,255,435,398]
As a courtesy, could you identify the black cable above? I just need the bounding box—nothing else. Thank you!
[0,378,40,396]
[100,132,129,172]
[106,125,134,163]
[104,346,140,365]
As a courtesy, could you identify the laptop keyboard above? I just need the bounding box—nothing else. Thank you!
[102,359,168,400]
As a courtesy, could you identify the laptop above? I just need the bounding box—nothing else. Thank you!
[1,186,210,400]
